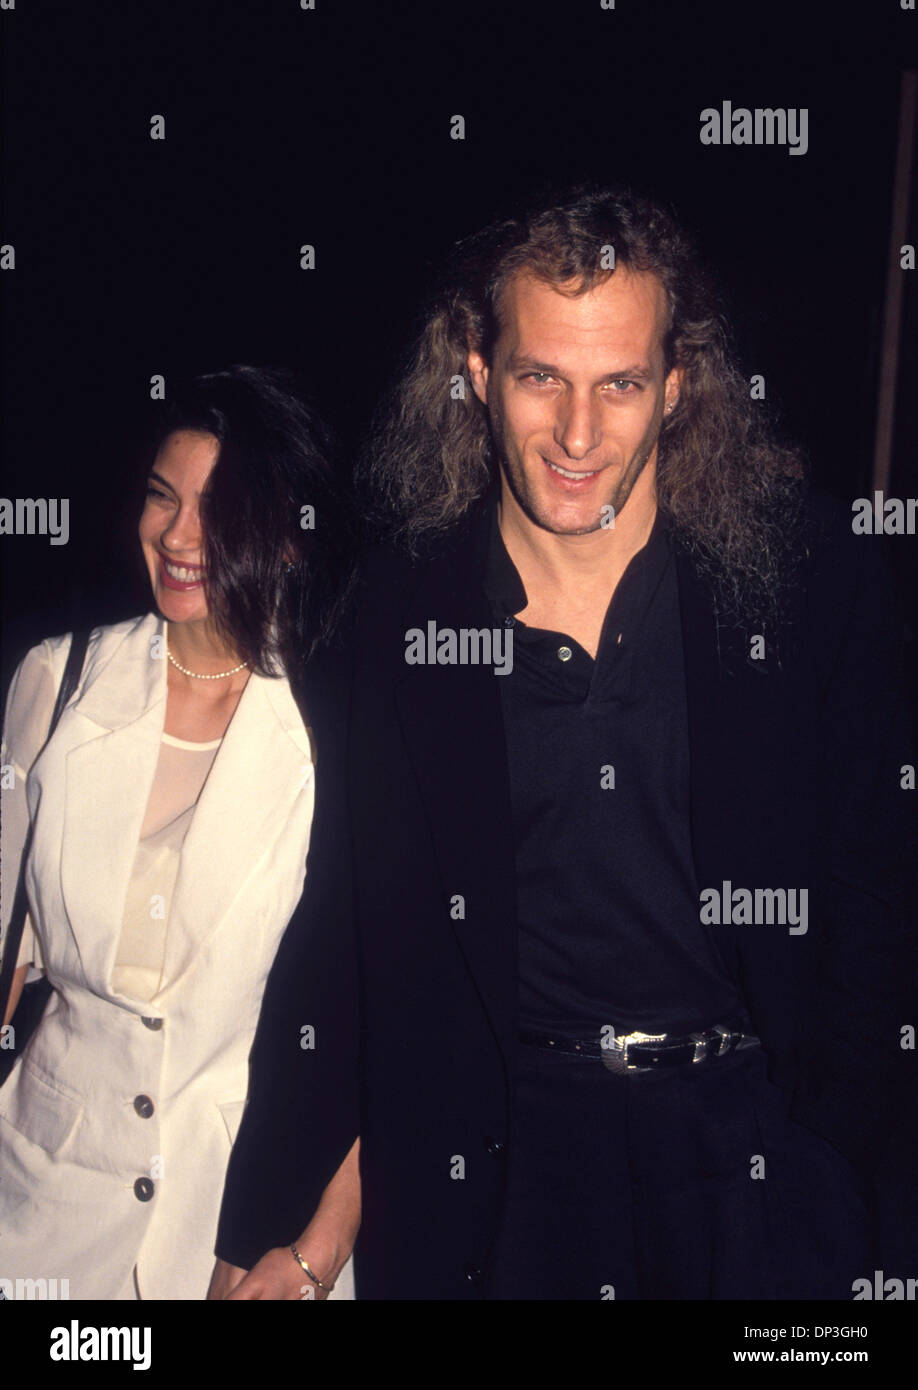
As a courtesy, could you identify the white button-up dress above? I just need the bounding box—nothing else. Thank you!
[0,612,355,1300]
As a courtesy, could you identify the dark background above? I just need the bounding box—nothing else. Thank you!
[2,0,916,697]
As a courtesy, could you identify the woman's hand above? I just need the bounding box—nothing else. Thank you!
[206,1259,248,1300]
[224,1240,338,1301]
[210,1137,361,1300]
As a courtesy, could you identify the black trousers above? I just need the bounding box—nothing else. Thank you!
[484,1041,871,1300]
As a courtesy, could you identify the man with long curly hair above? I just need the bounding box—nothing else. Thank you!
[213,185,915,1301]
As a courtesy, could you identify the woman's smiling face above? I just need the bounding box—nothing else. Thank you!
[138,429,220,625]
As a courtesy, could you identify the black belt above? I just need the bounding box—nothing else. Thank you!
[519,1023,761,1075]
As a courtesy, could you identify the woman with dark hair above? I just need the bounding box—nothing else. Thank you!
[0,365,356,1300]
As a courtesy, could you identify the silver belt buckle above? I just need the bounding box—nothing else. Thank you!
[710,1023,736,1057]
[601,1029,666,1075]
[692,1024,755,1060]
[690,1028,718,1062]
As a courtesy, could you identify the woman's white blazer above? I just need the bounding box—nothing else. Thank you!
[0,612,354,1300]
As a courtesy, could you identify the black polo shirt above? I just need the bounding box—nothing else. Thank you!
[484,499,743,1038]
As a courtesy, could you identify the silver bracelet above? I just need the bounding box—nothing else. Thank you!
[290,1243,335,1292]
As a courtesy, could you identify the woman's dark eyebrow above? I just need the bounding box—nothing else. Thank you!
[146,469,176,493]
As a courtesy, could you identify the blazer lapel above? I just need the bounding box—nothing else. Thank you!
[392,523,519,1058]
[156,670,312,993]
[675,542,812,1015]
[60,613,167,991]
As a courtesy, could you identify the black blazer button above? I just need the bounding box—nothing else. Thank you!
[133,1095,155,1118]
[141,1017,163,1031]
[133,1177,155,1202]
[462,1262,483,1282]
[484,1136,504,1157]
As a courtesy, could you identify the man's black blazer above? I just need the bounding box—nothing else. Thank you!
[216,490,916,1298]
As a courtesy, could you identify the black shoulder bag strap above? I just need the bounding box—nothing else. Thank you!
[0,628,91,1026]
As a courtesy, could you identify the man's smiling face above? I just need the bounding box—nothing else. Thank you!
[467,266,680,535]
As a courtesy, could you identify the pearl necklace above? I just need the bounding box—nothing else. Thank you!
[166,646,248,680]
